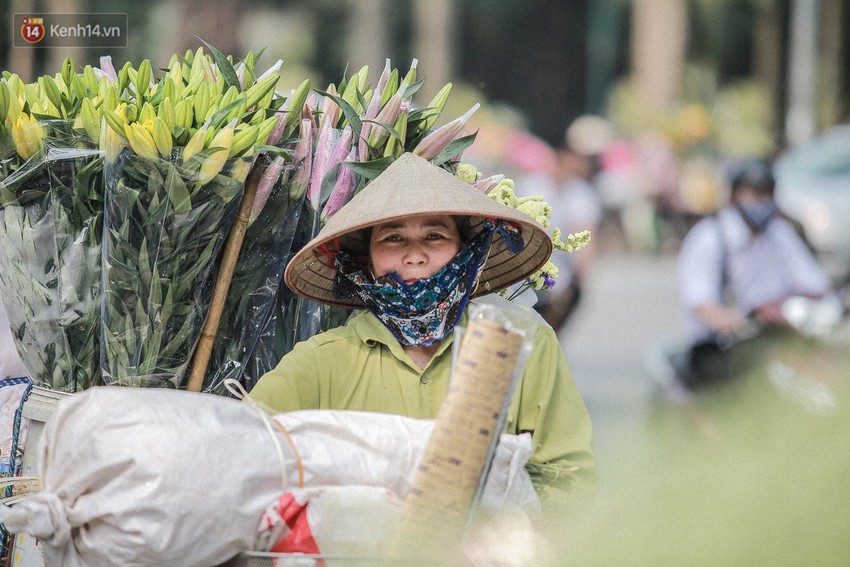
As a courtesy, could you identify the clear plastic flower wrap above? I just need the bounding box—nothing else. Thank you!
[202,149,312,395]
[101,135,245,388]
[0,120,103,392]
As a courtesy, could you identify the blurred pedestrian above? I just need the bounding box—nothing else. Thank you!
[517,144,602,333]
[676,158,832,388]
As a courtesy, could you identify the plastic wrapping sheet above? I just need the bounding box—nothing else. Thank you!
[203,152,311,395]
[101,137,244,388]
[0,122,103,391]
[0,387,539,566]
[296,126,359,344]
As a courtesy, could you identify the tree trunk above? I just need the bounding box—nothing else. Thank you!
[630,0,688,116]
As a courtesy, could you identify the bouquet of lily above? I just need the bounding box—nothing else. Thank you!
[0,61,108,391]
[100,47,281,388]
[201,117,314,395]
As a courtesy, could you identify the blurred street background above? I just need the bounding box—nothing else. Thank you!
[3,0,850,564]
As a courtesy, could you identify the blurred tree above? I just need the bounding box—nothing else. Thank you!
[173,0,243,56]
[456,0,590,146]
[412,0,454,100]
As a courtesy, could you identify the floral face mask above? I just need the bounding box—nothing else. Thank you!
[333,220,523,346]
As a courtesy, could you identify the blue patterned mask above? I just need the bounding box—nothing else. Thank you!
[333,220,521,346]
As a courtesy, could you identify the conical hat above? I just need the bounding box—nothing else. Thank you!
[285,152,552,308]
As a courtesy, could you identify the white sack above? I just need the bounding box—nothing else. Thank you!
[0,387,539,566]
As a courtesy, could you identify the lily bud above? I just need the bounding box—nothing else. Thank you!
[138,102,156,124]
[380,69,399,107]
[249,155,286,225]
[198,121,235,184]
[255,116,278,147]
[81,97,101,142]
[160,78,178,105]
[152,116,173,158]
[5,89,22,125]
[125,122,158,160]
[382,104,409,158]
[39,76,63,114]
[322,147,357,220]
[134,59,152,100]
[399,59,418,95]
[158,97,176,132]
[104,108,129,139]
[182,126,207,162]
[423,83,452,131]
[174,99,192,130]
[228,124,258,158]
[341,72,362,114]
[358,91,383,161]
[318,84,342,134]
[103,85,119,113]
[70,75,87,100]
[289,118,313,199]
[99,55,118,82]
[376,59,392,95]
[11,114,45,160]
[118,61,132,94]
[413,103,479,160]
[82,65,99,94]
[167,57,183,87]
[244,71,279,110]
[61,57,75,88]
[220,84,239,109]
[0,82,9,124]
[193,82,211,126]
[282,79,311,135]
[367,90,404,149]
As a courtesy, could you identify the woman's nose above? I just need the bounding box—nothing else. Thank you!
[403,245,427,264]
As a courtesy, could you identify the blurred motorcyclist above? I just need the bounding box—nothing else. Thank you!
[676,158,833,387]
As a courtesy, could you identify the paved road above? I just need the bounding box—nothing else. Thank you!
[555,251,683,473]
[553,252,850,565]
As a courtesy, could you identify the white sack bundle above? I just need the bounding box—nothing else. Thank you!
[0,387,539,567]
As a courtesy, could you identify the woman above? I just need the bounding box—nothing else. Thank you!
[250,153,597,515]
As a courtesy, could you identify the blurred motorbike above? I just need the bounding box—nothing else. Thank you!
[646,292,849,400]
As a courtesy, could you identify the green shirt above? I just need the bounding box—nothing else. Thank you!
[250,297,597,510]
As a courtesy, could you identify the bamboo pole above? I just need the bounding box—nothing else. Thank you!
[185,161,263,392]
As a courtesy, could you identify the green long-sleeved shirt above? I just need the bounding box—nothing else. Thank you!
[250,297,597,511]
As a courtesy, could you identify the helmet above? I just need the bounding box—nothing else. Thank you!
[730,159,775,195]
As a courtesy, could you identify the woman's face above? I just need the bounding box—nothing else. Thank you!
[369,214,462,283]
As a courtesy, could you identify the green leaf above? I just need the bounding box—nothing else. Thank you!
[164,163,192,214]
[315,89,362,136]
[253,145,293,159]
[341,156,396,180]
[431,131,478,166]
[362,119,403,144]
[403,78,426,99]
[198,37,241,91]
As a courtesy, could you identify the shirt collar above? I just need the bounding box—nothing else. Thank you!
[350,309,465,365]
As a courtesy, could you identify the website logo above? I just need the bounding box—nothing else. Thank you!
[13,14,127,48]
[20,17,45,44]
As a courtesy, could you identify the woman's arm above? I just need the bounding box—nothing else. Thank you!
[509,322,598,516]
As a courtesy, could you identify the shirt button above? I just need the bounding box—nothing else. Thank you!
[420,374,429,384]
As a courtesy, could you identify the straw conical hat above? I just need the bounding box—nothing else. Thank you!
[285,152,552,308]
